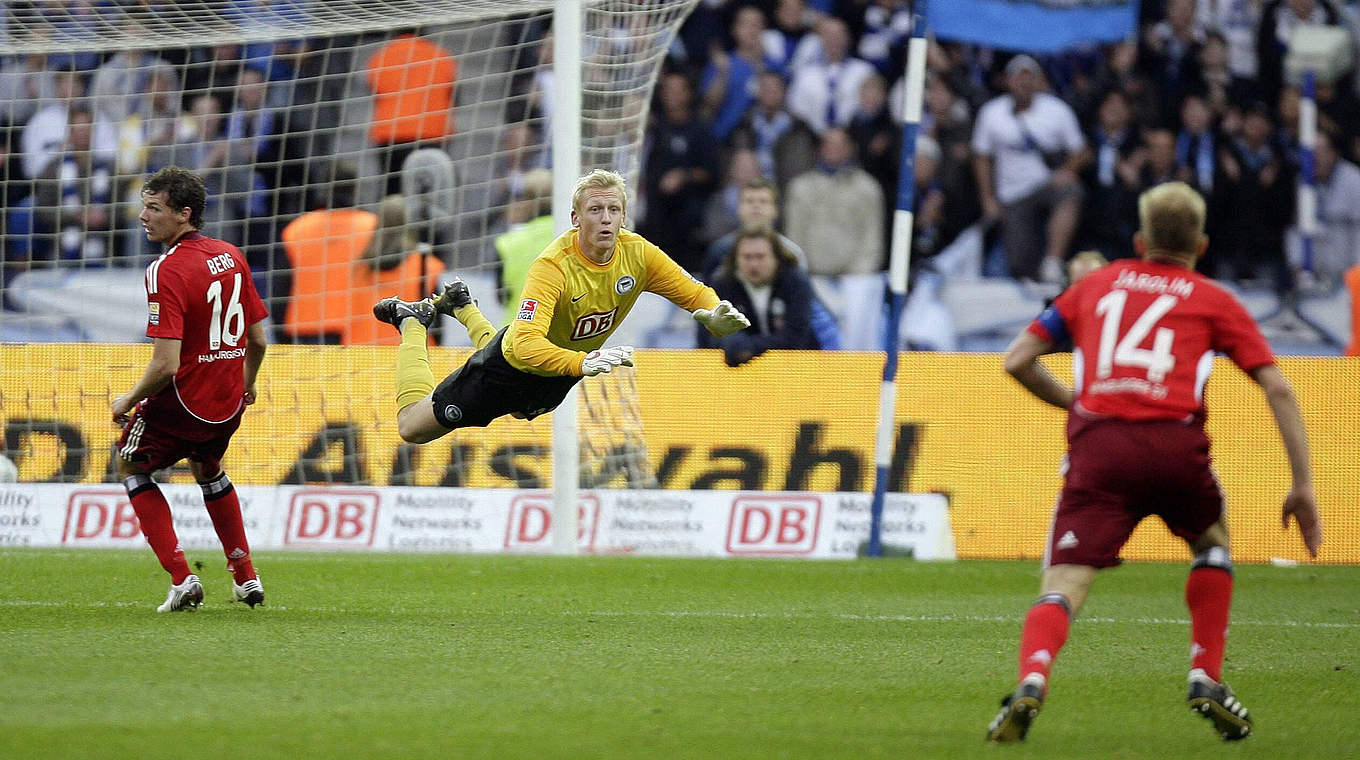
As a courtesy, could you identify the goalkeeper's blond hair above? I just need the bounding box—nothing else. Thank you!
[1138,181,1206,255]
[572,169,628,216]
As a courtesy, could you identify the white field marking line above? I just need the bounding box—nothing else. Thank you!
[563,609,1360,630]
[0,599,352,613]
[1,600,1356,630]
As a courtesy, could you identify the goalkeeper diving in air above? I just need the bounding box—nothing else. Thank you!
[373,168,751,443]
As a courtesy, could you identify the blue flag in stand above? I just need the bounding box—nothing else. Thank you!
[926,0,1138,53]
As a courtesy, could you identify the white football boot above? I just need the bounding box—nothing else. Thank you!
[157,574,204,612]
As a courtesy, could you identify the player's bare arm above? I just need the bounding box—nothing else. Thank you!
[112,337,182,424]
[1050,145,1091,189]
[1249,364,1323,556]
[242,321,268,405]
[1003,330,1072,410]
[973,153,1001,221]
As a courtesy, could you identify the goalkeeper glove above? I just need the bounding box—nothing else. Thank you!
[581,345,635,376]
[693,300,751,337]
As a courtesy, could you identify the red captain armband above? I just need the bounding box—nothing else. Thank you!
[517,298,538,321]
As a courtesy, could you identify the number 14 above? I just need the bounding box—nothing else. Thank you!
[1094,290,1177,382]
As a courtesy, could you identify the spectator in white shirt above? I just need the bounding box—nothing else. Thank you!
[20,67,115,180]
[786,16,877,134]
[1196,0,1261,80]
[1288,129,1360,286]
[729,71,820,193]
[763,0,815,72]
[971,55,1087,283]
[90,50,176,127]
[0,53,56,130]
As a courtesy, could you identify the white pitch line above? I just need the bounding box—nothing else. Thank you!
[564,609,1360,630]
[0,599,353,613]
[2,599,1352,630]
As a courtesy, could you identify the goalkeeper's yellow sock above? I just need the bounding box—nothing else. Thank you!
[454,303,496,350]
[395,319,436,410]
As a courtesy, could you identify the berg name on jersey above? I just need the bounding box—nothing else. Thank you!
[205,251,238,275]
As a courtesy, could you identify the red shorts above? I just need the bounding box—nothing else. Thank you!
[1045,415,1223,569]
[115,402,243,474]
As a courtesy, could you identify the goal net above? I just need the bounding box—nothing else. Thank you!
[0,0,697,488]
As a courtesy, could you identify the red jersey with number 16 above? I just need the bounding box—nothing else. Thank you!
[1027,258,1275,423]
[142,232,267,429]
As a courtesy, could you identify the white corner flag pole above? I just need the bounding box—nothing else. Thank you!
[1298,70,1318,278]
[867,20,927,557]
[551,0,582,555]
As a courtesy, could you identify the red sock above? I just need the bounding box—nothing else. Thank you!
[1018,595,1071,685]
[1186,566,1233,681]
[200,474,256,585]
[125,479,191,584]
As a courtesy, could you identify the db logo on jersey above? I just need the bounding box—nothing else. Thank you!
[726,496,821,555]
[570,308,617,340]
[517,298,538,321]
[285,490,380,548]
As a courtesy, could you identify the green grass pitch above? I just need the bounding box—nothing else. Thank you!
[1,549,1355,759]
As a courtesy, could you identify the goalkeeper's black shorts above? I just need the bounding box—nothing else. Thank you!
[431,327,581,429]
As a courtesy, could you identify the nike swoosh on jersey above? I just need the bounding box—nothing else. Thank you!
[571,293,586,302]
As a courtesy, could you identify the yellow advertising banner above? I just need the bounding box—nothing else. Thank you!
[1,345,1355,564]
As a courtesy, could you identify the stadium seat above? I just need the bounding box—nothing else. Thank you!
[1296,282,1351,348]
[5,197,37,260]
[1257,304,1342,355]
[0,311,83,342]
[6,269,148,342]
[940,277,1056,352]
[812,273,887,351]
[610,291,677,348]
[1218,281,1282,322]
[899,271,958,351]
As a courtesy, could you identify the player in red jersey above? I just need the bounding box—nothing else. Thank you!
[987,182,1322,742]
[111,166,270,612]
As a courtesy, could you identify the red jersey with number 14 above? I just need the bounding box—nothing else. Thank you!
[142,232,267,427]
[1027,258,1274,422]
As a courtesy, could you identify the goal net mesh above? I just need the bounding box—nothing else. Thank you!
[0,0,698,487]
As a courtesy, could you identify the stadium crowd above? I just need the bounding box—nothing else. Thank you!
[656,1,1360,310]
[0,0,1357,353]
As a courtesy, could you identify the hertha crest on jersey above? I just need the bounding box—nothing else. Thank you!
[517,298,538,321]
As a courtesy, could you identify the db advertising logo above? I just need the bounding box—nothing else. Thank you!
[285,490,380,548]
[504,493,599,550]
[569,309,617,341]
[725,495,821,555]
[63,489,143,544]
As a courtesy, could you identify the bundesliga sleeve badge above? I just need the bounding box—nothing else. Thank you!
[517,298,538,321]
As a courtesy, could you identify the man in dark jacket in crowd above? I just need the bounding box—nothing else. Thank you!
[699,224,821,366]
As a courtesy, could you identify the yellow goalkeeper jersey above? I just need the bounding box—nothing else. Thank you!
[503,227,719,377]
